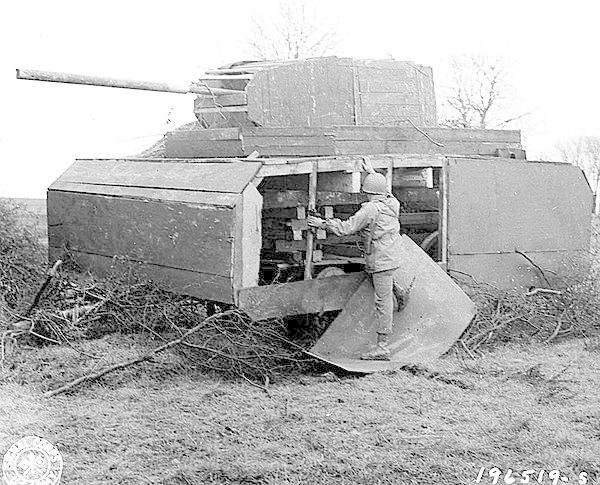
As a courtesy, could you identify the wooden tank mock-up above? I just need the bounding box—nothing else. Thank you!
[24,56,594,370]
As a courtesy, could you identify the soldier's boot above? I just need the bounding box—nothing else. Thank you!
[393,281,409,312]
[361,333,391,361]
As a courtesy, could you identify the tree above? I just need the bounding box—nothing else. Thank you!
[440,55,528,129]
[557,136,600,214]
[247,0,339,61]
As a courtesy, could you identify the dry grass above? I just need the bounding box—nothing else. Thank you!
[1,337,599,484]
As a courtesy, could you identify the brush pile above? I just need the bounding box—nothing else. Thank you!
[456,270,600,357]
[3,261,311,386]
[0,199,45,310]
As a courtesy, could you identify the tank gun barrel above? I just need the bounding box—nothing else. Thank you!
[15,68,243,96]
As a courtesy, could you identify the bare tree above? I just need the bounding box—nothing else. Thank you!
[557,136,600,214]
[247,0,339,61]
[440,55,528,129]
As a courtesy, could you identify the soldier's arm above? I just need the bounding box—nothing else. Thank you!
[323,204,376,236]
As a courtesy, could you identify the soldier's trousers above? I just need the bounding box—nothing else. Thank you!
[369,268,399,335]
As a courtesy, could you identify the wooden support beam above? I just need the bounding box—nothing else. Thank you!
[399,212,438,228]
[257,154,444,177]
[275,240,306,252]
[317,171,361,192]
[440,161,449,263]
[304,163,318,280]
[393,168,434,188]
[263,190,367,209]
[386,159,393,193]
[237,272,366,320]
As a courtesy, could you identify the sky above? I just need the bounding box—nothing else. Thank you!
[1,0,599,197]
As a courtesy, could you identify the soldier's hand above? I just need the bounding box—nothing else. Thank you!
[307,216,325,229]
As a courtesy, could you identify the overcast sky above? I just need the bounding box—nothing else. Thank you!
[1,0,599,197]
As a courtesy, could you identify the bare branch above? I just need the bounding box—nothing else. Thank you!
[246,0,339,61]
[440,54,522,129]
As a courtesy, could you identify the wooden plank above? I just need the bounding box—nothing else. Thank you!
[394,187,439,211]
[440,161,448,263]
[48,191,235,277]
[49,182,239,207]
[259,172,359,193]
[393,168,434,188]
[304,163,318,280]
[238,184,262,289]
[256,154,444,177]
[241,126,520,143]
[242,135,334,147]
[385,160,393,193]
[58,160,260,194]
[165,137,244,158]
[51,249,234,303]
[275,239,306,252]
[194,93,247,109]
[237,272,366,320]
[262,190,367,209]
[495,147,527,159]
[321,245,362,258]
[400,212,438,228]
[243,143,336,157]
[352,62,362,124]
[316,171,361,192]
[241,126,327,137]
[166,128,240,141]
[194,106,248,114]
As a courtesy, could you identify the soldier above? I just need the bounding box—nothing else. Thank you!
[307,172,406,361]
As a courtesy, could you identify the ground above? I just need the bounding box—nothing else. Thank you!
[1,336,599,484]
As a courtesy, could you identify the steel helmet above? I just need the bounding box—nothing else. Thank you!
[362,172,388,195]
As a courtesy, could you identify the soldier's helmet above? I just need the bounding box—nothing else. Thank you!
[362,172,388,195]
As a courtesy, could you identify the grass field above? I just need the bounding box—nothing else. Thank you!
[1,335,599,484]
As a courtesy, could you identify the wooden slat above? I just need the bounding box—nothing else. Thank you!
[393,168,434,188]
[51,249,234,303]
[194,93,247,108]
[194,106,248,114]
[166,128,240,141]
[257,154,445,177]
[263,190,367,208]
[58,160,260,194]
[394,187,439,211]
[237,272,366,320]
[164,132,244,158]
[400,212,438,227]
[242,125,520,144]
[304,163,318,279]
[49,182,240,207]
